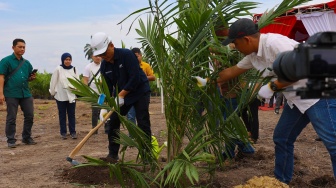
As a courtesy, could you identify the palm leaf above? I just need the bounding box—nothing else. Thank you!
[84,43,93,61]
[258,0,311,29]
[78,0,304,186]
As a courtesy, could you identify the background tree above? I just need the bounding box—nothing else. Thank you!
[84,43,93,62]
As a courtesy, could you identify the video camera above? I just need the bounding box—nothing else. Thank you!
[273,31,336,99]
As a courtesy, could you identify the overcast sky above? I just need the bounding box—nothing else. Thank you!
[0,0,331,74]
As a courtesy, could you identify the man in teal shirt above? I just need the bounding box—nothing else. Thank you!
[0,38,37,148]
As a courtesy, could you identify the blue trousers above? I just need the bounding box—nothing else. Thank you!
[5,97,34,144]
[274,99,336,183]
[56,100,76,135]
[126,106,137,137]
[127,106,136,125]
[221,98,255,159]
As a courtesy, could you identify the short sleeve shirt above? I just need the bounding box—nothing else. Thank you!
[140,61,154,76]
[237,33,319,113]
[83,62,101,93]
[0,53,33,98]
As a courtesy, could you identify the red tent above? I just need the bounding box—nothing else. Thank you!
[253,0,336,42]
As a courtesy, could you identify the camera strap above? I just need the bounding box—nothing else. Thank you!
[4,59,26,85]
[88,70,100,87]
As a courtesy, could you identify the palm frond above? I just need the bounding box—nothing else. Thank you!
[258,0,311,29]
[154,129,215,186]
[84,43,93,61]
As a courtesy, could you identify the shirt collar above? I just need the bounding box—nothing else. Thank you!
[113,48,120,62]
[10,53,23,61]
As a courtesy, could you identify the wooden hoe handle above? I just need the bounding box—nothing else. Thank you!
[68,109,114,159]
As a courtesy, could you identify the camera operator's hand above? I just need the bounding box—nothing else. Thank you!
[258,83,274,99]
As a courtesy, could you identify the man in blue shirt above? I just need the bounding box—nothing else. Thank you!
[0,38,37,148]
[90,32,152,162]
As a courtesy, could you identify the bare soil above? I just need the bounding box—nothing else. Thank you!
[0,97,335,188]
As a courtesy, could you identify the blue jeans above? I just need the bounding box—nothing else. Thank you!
[274,99,336,183]
[56,100,76,135]
[221,98,255,159]
[127,106,136,125]
[127,106,137,137]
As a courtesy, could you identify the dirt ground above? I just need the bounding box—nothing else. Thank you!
[0,97,335,188]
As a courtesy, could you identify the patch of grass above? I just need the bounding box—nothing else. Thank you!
[37,104,52,110]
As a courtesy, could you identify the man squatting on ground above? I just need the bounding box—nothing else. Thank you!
[90,32,152,162]
[195,18,336,184]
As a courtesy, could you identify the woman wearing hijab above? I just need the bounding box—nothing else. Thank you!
[49,53,79,139]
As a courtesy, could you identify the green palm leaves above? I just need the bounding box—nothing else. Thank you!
[73,0,310,187]
[258,0,311,29]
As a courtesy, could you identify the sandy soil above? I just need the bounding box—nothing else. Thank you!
[0,97,335,188]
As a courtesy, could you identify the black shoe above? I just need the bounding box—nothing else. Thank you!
[106,154,119,164]
[222,152,235,161]
[8,143,17,148]
[274,109,280,114]
[22,138,37,145]
[249,138,257,144]
[236,150,254,159]
[315,137,322,141]
[71,133,77,139]
[61,134,67,140]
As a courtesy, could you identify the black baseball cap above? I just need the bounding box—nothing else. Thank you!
[222,18,259,46]
[131,47,141,54]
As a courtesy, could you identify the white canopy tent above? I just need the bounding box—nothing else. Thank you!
[296,10,336,35]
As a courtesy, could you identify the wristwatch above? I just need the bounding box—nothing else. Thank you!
[269,81,282,92]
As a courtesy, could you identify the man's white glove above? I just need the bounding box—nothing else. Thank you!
[258,83,274,99]
[192,76,208,87]
[115,97,124,107]
[99,109,108,122]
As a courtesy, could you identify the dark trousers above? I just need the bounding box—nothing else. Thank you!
[56,100,76,135]
[5,97,34,144]
[108,92,152,156]
[275,92,286,110]
[269,92,286,109]
[241,98,260,141]
[269,92,276,107]
[92,106,100,128]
